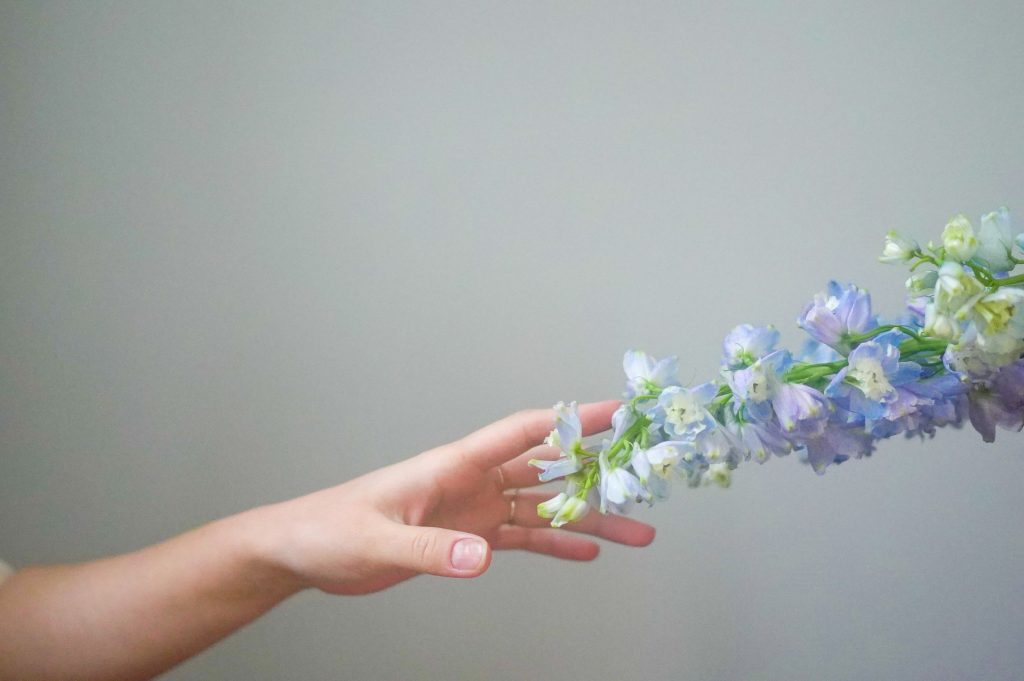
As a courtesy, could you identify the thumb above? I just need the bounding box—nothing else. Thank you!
[382,524,492,578]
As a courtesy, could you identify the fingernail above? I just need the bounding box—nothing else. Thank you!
[450,538,485,571]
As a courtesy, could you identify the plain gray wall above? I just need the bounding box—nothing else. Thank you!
[2,2,1023,679]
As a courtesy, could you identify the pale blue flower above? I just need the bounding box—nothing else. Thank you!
[530,456,583,482]
[623,350,680,400]
[598,449,645,514]
[531,401,584,481]
[695,425,743,468]
[729,349,831,436]
[656,382,719,440]
[721,324,780,369]
[629,443,672,500]
[796,338,842,364]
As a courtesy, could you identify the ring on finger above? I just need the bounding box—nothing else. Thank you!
[506,488,519,525]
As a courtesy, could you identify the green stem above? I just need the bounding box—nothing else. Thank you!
[966,260,994,285]
[849,324,922,343]
[990,272,1024,289]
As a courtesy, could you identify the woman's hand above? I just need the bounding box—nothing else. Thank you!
[259,400,656,595]
[0,401,656,681]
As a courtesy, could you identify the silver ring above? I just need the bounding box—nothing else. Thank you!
[507,489,519,525]
[496,466,507,489]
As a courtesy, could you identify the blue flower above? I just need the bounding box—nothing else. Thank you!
[656,382,719,440]
[721,324,780,369]
[723,406,793,463]
[729,349,831,436]
[798,281,876,353]
[894,372,966,438]
[825,333,922,423]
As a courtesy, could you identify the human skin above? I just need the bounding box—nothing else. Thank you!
[0,400,655,681]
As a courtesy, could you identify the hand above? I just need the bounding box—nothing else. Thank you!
[259,400,656,595]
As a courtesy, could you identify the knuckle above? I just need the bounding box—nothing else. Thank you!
[411,532,436,568]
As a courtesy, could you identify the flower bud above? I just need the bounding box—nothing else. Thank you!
[705,462,732,488]
[879,230,918,263]
[924,303,960,341]
[905,269,938,294]
[537,493,569,519]
[551,496,588,527]
[941,214,979,261]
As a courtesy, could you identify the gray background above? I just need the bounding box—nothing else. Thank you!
[2,2,1023,679]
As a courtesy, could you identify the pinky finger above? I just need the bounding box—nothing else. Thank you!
[493,525,600,562]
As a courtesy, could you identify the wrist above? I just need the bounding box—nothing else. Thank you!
[222,504,308,601]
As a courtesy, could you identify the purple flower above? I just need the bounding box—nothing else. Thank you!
[967,359,1024,442]
[993,360,1024,411]
[967,387,1024,443]
[801,421,876,474]
[723,407,793,463]
[798,281,876,354]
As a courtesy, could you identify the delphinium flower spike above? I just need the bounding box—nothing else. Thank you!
[532,208,1024,525]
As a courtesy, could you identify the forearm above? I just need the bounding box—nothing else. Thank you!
[0,506,302,681]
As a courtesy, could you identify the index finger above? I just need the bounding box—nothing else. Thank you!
[455,399,620,470]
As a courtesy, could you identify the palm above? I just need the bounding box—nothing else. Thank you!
[321,402,655,595]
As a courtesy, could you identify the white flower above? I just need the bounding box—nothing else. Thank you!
[537,493,569,519]
[975,207,1015,272]
[942,214,979,262]
[905,269,938,295]
[934,261,984,319]
[551,496,589,527]
[879,230,918,263]
[944,329,1020,380]
[598,450,645,514]
[970,288,1024,355]
[924,303,961,341]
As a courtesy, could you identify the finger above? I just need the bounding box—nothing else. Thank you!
[496,442,560,489]
[493,525,600,561]
[380,523,492,578]
[463,399,619,472]
[508,491,657,546]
